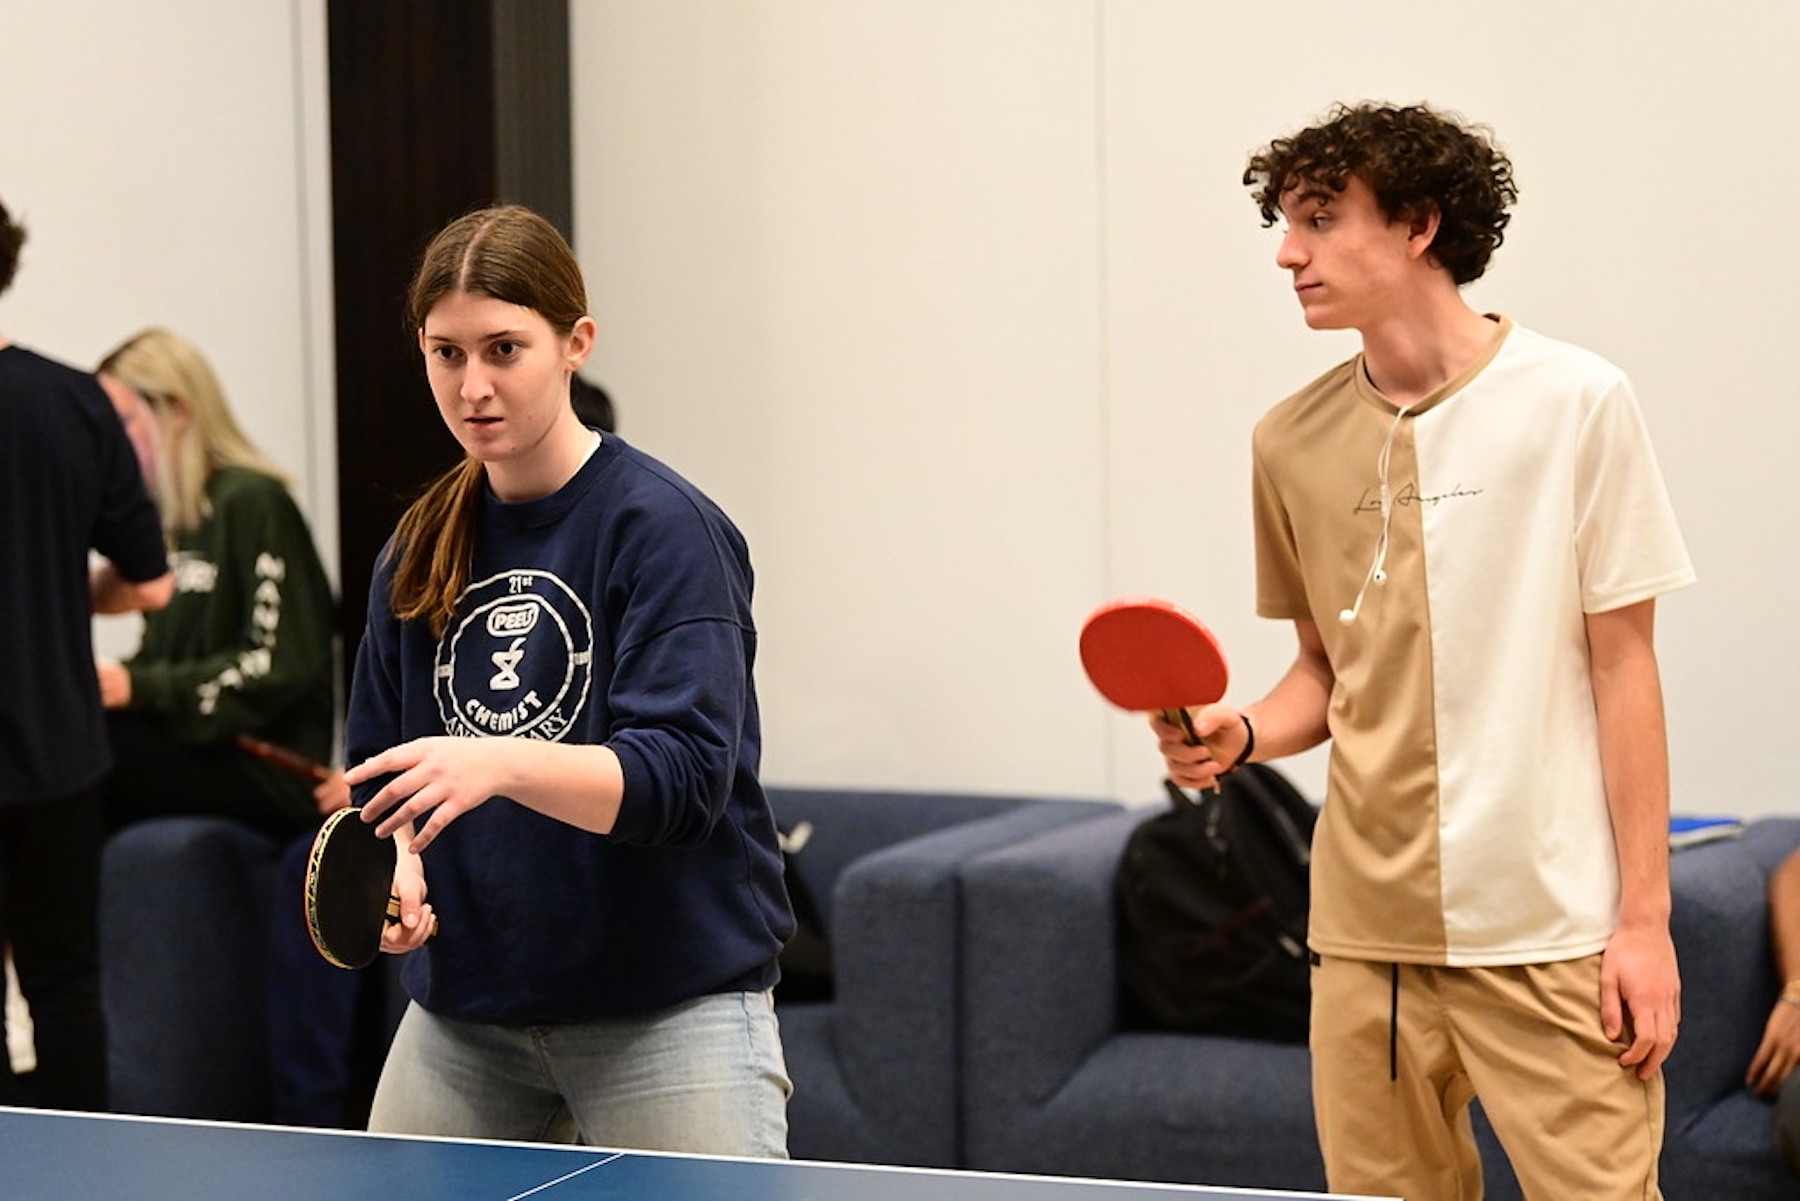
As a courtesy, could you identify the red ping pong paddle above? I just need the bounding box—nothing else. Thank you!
[304,807,401,970]
[1078,596,1229,746]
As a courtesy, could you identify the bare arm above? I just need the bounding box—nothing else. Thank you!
[1771,852,1800,996]
[1153,617,1333,791]
[374,820,437,955]
[91,561,173,614]
[1748,850,1800,1095]
[1587,599,1680,1080]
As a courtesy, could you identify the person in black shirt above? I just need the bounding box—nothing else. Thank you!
[0,196,172,1110]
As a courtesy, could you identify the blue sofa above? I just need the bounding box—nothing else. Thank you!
[98,788,1114,1149]
[1662,817,1800,1198]
[100,816,399,1123]
[958,807,1800,1198]
[767,786,1114,1167]
[99,793,1796,1196]
[102,816,286,1119]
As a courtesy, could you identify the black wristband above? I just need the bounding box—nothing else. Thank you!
[1218,712,1256,775]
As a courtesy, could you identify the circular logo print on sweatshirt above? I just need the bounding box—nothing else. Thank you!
[434,570,593,741]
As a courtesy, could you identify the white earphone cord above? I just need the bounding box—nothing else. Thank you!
[1339,403,1412,625]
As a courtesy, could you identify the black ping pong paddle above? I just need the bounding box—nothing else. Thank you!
[304,807,400,970]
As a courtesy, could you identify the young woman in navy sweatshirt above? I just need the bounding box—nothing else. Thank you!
[344,205,791,1156]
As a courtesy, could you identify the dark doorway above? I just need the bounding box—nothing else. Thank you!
[326,0,572,683]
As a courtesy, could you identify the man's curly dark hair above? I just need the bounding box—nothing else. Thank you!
[0,200,25,299]
[1243,102,1518,286]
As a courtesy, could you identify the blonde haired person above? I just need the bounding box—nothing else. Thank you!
[342,205,791,1155]
[94,328,359,1125]
[100,329,293,539]
[94,327,336,838]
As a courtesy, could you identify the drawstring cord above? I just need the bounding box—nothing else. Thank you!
[1389,963,1400,1082]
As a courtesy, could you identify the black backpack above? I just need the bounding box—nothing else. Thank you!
[1116,763,1318,1042]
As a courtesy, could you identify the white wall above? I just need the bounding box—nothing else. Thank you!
[7,2,1791,819]
[0,0,337,661]
[572,1,1800,816]
[573,1,1111,797]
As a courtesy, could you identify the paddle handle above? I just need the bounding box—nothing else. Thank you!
[1161,707,1224,796]
[384,893,441,939]
[236,733,332,783]
[1162,708,1201,747]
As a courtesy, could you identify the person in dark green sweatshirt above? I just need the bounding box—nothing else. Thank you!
[95,327,336,838]
[95,327,366,1127]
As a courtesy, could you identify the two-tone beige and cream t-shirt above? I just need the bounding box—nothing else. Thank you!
[1252,317,1695,967]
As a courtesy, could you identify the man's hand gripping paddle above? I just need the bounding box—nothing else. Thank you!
[1078,596,1230,747]
[305,808,404,970]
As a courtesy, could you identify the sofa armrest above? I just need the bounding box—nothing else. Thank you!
[1666,822,1800,1126]
[832,799,1117,1079]
[1740,817,1800,879]
[767,787,1049,934]
[962,807,1147,1106]
[787,795,1114,1167]
[1659,818,1800,1198]
[101,817,282,1120]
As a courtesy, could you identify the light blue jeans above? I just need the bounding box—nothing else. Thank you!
[367,990,791,1157]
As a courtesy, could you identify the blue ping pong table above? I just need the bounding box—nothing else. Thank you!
[1,1107,1392,1200]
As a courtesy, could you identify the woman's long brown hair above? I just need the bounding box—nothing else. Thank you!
[387,205,590,638]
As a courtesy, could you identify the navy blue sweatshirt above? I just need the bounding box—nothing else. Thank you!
[346,435,791,1023]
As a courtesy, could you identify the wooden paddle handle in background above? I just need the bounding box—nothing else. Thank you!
[235,733,332,783]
